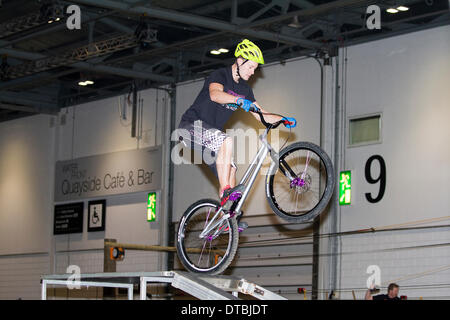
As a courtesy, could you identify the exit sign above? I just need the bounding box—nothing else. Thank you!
[339,171,352,205]
[147,192,157,222]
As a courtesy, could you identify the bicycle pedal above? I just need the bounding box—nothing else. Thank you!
[221,194,240,211]
[238,221,248,232]
[229,191,242,201]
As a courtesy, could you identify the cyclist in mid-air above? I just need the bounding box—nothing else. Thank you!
[178,39,296,230]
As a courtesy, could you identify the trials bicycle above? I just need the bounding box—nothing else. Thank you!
[176,106,335,275]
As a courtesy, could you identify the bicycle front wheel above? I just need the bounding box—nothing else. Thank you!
[266,142,335,223]
[176,199,239,275]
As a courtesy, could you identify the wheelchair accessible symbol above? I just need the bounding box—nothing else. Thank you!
[90,204,102,228]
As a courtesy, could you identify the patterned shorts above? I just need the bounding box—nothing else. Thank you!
[177,120,235,177]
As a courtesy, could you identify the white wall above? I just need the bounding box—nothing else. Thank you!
[0,114,55,299]
[0,253,50,300]
[0,88,167,299]
[0,114,55,255]
[336,25,450,300]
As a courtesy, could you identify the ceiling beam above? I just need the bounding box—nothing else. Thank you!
[291,0,316,9]
[0,91,58,114]
[0,8,120,50]
[188,0,253,16]
[336,9,450,39]
[243,0,374,29]
[70,0,322,49]
[342,14,450,47]
[0,43,173,90]
[0,68,77,91]
[0,102,43,114]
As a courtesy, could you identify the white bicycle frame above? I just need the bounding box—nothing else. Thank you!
[199,127,295,239]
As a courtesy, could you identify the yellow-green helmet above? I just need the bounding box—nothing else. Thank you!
[234,39,265,64]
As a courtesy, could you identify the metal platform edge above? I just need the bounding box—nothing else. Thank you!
[40,270,287,300]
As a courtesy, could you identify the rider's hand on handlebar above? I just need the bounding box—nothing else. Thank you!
[282,116,297,128]
[236,98,258,112]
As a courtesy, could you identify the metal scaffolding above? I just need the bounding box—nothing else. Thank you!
[5,32,156,79]
[0,4,65,39]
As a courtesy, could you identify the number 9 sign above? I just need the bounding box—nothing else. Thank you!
[364,155,386,203]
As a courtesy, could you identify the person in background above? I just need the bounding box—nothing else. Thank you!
[365,283,400,300]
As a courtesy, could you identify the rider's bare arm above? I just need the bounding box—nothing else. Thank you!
[209,83,283,125]
[365,289,374,300]
[251,102,283,124]
[209,83,239,105]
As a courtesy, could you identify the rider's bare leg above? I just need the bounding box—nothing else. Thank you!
[216,137,233,197]
[229,165,236,189]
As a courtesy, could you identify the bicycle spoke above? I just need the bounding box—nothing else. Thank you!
[203,207,212,229]
[197,239,207,266]
[207,241,213,268]
[294,189,299,215]
[301,151,312,180]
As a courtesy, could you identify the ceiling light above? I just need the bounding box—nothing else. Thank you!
[78,80,94,86]
[386,8,399,13]
[396,6,409,11]
[55,17,61,22]
[218,48,229,53]
[48,20,53,23]
[210,50,221,55]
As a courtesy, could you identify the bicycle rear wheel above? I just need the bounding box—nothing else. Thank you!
[266,142,335,222]
[176,199,239,275]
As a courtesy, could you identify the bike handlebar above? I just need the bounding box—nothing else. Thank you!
[249,106,289,130]
[230,101,295,130]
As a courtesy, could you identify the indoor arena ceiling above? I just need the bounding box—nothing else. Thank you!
[0,0,449,122]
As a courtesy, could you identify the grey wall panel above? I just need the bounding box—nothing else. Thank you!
[115,251,160,273]
[0,87,166,299]
[55,250,103,274]
[58,90,164,160]
[337,25,450,300]
[267,285,313,300]
[0,253,50,299]
[227,264,313,286]
[0,115,54,255]
[233,244,313,267]
[338,227,450,300]
[341,24,450,230]
[239,218,314,244]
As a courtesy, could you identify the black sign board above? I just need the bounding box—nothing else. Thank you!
[54,202,84,235]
